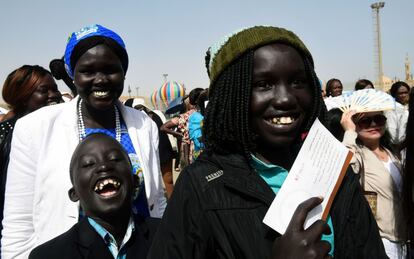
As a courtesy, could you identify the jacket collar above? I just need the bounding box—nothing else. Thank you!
[75,216,150,259]
[75,218,114,259]
[204,152,275,206]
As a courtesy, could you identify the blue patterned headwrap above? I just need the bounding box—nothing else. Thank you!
[64,24,127,79]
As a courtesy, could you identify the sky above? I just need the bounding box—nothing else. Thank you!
[0,0,413,101]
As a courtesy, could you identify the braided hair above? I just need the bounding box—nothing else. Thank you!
[204,46,326,160]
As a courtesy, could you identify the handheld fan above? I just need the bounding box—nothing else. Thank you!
[325,89,396,113]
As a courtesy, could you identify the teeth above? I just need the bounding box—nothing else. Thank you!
[94,91,109,97]
[271,116,294,125]
[94,178,121,192]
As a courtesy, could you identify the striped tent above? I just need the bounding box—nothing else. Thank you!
[158,81,185,107]
[150,90,159,110]
[149,81,186,110]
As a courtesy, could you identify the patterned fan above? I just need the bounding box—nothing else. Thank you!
[325,89,396,113]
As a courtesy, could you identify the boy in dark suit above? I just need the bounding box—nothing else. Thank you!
[29,133,158,259]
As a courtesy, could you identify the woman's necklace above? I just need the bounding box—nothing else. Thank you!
[77,99,121,142]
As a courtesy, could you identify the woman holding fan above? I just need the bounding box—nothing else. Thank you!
[341,108,408,258]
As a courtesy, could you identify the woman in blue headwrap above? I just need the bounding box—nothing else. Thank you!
[1,24,166,258]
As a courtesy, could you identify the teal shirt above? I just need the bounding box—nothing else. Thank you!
[250,155,334,256]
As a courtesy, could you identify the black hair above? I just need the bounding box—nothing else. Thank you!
[124,98,134,107]
[49,57,77,96]
[325,78,342,97]
[197,89,209,116]
[354,79,374,91]
[390,81,410,99]
[326,108,344,141]
[354,115,398,157]
[402,88,414,238]
[204,45,326,159]
[71,36,128,75]
[69,133,132,183]
[189,88,204,106]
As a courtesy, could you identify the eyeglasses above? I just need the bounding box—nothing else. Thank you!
[357,114,387,129]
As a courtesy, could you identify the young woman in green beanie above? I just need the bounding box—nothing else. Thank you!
[148,26,387,259]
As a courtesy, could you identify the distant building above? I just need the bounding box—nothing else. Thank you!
[375,54,413,92]
[405,54,414,86]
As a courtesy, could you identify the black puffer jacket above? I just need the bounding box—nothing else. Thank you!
[148,152,387,259]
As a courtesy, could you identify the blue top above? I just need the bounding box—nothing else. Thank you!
[188,111,205,160]
[88,217,135,259]
[85,124,150,218]
[250,154,334,256]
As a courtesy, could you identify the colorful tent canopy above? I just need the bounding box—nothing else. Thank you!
[150,81,185,110]
[150,90,159,109]
[159,81,185,106]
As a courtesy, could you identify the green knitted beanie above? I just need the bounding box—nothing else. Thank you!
[206,26,314,84]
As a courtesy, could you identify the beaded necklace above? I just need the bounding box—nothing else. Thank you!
[77,99,121,142]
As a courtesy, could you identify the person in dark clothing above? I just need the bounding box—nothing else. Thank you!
[148,26,387,259]
[402,89,414,258]
[326,108,345,141]
[132,102,175,199]
[29,133,158,259]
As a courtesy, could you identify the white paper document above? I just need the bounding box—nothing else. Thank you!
[263,119,353,234]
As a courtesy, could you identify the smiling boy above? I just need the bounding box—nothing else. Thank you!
[29,133,158,259]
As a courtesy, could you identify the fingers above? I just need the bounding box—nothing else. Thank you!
[305,219,332,240]
[311,240,332,258]
[287,197,323,232]
[340,110,357,131]
[341,110,356,122]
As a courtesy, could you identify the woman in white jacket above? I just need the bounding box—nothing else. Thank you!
[1,24,166,258]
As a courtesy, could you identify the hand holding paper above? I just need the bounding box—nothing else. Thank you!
[271,197,332,259]
[263,119,353,234]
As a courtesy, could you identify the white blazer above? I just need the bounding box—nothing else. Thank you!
[1,97,167,258]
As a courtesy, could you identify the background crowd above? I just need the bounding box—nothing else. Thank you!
[0,23,412,259]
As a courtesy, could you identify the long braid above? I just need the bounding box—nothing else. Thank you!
[303,57,326,130]
[204,52,254,158]
[289,56,326,155]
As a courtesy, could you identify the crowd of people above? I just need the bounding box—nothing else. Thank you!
[0,23,412,259]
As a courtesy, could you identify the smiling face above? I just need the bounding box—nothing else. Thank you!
[73,44,125,111]
[25,74,61,113]
[250,43,312,150]
[69,134,135,218]
[330,80,343,97]
[355,111,386,144]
